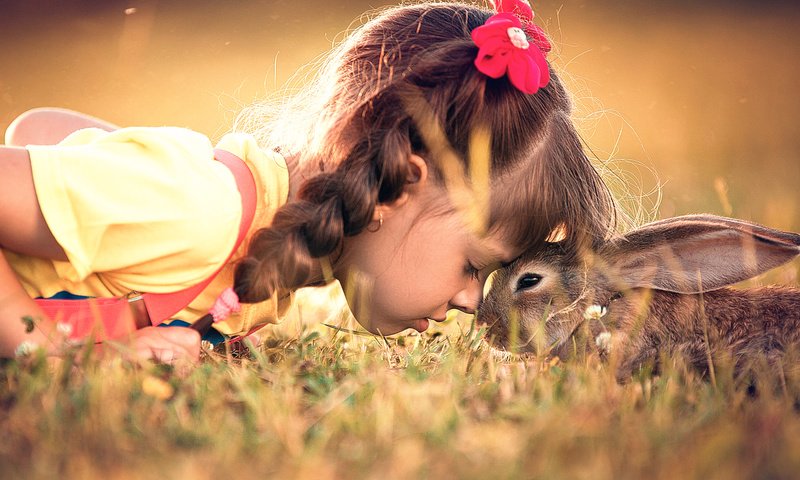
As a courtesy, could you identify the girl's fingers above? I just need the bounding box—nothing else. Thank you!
[153,326,201,352]
[131,327,201,363]
[152,349,175,363]
[164,327,201,359]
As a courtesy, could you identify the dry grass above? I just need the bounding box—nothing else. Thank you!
[2,317,800,480]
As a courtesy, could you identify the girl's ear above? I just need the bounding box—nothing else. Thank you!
[380,154,429,208]
[604,214,800,294]
[406,154,429,185]
[373,154,429,220]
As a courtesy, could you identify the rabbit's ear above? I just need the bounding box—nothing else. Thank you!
[605,214,800,294]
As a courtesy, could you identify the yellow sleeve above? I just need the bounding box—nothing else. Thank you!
[25,127,241,293]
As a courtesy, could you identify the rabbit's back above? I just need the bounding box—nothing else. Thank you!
[621,286,800,376]
[698,286,800,353]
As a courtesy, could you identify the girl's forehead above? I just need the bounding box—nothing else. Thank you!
[468,228,518,265]
[417,189,518,263]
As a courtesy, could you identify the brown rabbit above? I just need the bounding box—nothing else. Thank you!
[477,214,800,382]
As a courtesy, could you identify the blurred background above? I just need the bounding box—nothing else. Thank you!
[2,0,799,331]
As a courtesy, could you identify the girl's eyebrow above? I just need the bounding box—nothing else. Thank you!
[469,241,515,270]
[486,241,519,267]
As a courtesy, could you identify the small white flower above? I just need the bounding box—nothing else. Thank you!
[595,332,612,353]
[583,305,608,321]
[507,27,530,50]
[15,340,40,357]
[56,322,73,337]
[489,346,514,362]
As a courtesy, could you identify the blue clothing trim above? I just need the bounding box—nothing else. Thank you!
[43,291,89,300]
[158,320,226,345]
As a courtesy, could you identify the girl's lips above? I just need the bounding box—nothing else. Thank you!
[413,319,430,332]
[412,317,445,332]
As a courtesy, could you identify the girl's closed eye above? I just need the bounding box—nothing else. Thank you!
[464,261,481,280]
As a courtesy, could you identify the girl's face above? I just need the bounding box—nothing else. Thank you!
[335,156,514,335]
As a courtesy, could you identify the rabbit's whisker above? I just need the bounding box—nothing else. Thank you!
[545,288,589,325]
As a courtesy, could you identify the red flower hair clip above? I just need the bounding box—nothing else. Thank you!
[472,0,551,94]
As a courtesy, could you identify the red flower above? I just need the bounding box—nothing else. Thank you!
[492,0,552,54]
[471,13,550,94]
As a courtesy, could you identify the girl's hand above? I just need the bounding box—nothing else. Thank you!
[127,326,201,363]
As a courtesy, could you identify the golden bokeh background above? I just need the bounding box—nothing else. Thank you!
[2,1,799,332]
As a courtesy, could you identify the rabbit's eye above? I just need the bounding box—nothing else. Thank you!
[516,274,542,291]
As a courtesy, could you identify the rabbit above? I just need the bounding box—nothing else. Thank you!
[477,214,800,382]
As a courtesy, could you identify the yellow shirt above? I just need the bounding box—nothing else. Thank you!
[6,126,292,336]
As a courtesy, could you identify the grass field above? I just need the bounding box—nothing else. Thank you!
[3,316,800,480]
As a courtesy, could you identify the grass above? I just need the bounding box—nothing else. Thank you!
[2,317,800,480]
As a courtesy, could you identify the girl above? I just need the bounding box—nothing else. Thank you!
[0,1,619,361]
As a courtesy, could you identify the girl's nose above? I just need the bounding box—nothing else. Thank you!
[448,278,483,315]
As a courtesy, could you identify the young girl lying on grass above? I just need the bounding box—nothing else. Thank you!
[0,1,619,362]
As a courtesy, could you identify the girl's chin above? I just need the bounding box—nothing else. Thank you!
[361,319,430,335]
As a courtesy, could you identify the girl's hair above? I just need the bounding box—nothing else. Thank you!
[232,2,619,303]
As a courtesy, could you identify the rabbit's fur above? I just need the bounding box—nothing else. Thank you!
[477,215,800,381]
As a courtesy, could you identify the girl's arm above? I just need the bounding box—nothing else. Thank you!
[5,107,118,146]
[0,145,200,360]
[0,249,60,356]
[0,145,72,356]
